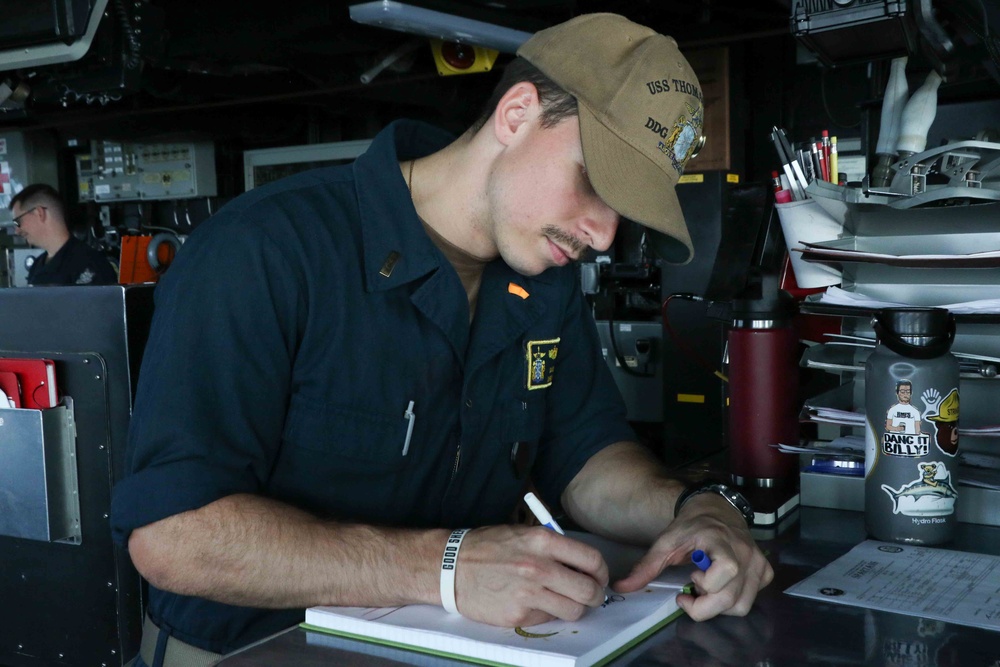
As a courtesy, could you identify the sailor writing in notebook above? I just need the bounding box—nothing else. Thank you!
[111,14,771,666]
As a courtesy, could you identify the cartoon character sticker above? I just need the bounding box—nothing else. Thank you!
[882,380,929,457]
[880,461,957,517]
[922,387,960,456]
[880,380,959,457]
[885,380,922,435]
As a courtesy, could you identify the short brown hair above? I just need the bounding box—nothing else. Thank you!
[469,57,578,134]
[9,183,66,222]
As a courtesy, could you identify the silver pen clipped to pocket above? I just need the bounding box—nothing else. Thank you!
[401,400,415,456]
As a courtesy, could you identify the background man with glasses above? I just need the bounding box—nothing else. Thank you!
[7,183,118,286]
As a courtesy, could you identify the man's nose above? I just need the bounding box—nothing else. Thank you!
[581,205,620,252]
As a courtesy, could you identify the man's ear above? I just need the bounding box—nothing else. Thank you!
[493,81,540,146]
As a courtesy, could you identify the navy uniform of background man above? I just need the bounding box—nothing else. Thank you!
[8,183,117,286]
[112,13,773,667]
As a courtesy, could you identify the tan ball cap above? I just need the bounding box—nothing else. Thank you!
[518,13,705,264]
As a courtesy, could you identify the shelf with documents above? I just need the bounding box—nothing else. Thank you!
[800,471,1000,527]
[794,185,1000,525]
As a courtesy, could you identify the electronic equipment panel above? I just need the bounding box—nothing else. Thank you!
[78,140,217,202]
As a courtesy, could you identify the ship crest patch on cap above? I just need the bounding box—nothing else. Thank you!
[653,101,704,175]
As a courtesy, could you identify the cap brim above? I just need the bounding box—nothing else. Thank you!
[577,103,694,265]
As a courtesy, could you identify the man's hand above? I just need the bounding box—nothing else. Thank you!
[613,492,773,621]
[453,525,609,628]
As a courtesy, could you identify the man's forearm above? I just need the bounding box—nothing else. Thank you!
[128,493,449,609]
[560,441,687,545]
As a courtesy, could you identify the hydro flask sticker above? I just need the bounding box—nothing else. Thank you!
[880,460,957,518]
[923,388,959,456]
[881,381,960,458]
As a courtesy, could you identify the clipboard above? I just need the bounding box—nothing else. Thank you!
[0,358,58,409]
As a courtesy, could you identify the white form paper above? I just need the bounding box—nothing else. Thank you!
[785,540,1000,631]
[811,287,1000,316]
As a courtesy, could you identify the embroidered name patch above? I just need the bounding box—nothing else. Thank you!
[526,338,560,390]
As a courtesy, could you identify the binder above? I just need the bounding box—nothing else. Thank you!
[0,370,20,408]
[0,358,58,409]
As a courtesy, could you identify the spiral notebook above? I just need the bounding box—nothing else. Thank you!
[303,533,691,667]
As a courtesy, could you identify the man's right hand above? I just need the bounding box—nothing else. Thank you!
[450,526,609,627]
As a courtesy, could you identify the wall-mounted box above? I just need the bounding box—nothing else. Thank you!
[80,140,217,202]
[243,139,372,191]
[4,246,46,287]
[596,320,663,423]
[791,0,912,66]
[0,400,79,543]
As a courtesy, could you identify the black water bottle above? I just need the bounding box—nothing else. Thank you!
[865,308,960,544]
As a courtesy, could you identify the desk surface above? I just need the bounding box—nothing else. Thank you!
[218,508,1000,666]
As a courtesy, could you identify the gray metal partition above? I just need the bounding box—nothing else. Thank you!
[0,284,153,667]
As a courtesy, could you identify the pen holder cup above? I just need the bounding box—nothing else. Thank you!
[775,199,844,289]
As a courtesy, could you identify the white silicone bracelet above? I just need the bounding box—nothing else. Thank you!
[440,528,470,615]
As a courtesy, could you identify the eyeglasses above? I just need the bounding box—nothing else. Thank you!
[11,206,46,228]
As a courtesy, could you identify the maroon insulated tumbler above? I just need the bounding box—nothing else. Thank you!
[727,291,800,487]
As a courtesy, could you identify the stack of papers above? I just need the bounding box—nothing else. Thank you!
[801,404,865,427]
[800,384,1000,437]
[801,405,1000,437]
[786,540,1000,632]
[776,435,865,456]
[807,286,1000,316]
[796,241,1000,269]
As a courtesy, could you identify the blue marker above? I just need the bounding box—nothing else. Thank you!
[524,492,608,603]
[691,549,712,572]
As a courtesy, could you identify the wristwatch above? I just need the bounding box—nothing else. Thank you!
[674,481,755,527]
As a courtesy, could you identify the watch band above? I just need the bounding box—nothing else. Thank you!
[674,481,755,527]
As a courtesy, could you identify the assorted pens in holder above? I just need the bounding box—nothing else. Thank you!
[770,126,843,203]
[769,126,845,288]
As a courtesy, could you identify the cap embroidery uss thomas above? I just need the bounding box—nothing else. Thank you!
[517,13,705,264]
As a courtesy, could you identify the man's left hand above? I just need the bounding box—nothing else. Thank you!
[611,492,773,621]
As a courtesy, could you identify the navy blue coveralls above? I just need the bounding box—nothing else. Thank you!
[110,120,635,656]
[27,235,118,286]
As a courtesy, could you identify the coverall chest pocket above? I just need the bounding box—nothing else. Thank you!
[501,395,546,480]
[283,398,411,472]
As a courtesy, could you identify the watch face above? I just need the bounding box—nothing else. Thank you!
[675,482,754,527]
[709,484,754,525]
